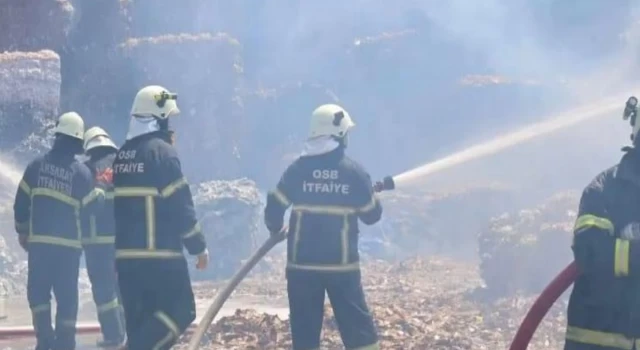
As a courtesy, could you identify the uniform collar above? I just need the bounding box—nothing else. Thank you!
[123,130,171,145]
[617,148,640,187]
[301,136,340,157]
[126,116,160,141]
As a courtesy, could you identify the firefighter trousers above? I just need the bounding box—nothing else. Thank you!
[84,244,126,344]
[116,258,196,350]
[286,269,379,350]
[27,244,81,350]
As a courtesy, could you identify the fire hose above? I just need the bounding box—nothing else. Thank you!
[0,323,201,342]
[186,233,285,350]
[186,176,396,350]
[509,261,579,350]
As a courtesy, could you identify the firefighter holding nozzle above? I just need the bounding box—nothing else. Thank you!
[265,104,383,350]
[564,96,640,349]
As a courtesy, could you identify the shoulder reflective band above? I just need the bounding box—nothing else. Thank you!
[573,214,614,235]
[160,177,187,197]
[113,177,189,199]
[31,188,80,208]
[270,188,290,206]
[614,239,630,277]
[19,180,31,195]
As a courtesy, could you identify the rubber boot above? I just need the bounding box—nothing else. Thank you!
[32,310,54,350]
[96,307,126,347]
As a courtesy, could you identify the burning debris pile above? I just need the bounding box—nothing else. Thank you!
[371,185,517,259]
[479,191,579,298]
[180,257,567,349]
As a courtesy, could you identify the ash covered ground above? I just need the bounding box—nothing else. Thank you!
[177,255,567,350]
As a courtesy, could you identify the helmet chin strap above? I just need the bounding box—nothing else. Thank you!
[156,117,169,131]
[332,132,349,149]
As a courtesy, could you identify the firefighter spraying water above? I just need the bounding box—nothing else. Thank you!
[188,105,395,350]
[263,104,386,350]
[190,95,629,349]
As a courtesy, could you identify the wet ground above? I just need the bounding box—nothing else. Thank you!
[0,292,289,350]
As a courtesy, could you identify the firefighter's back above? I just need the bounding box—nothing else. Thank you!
[264,104,382,350]
[113,133,185,263]
[83,151,116,245]
[282,149,381,272]
[14,112,95,350]
[27,151,92,250]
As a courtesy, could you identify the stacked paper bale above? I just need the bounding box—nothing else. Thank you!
[374,185,517,260]
[0,50,61,295]
[127,0,208,37]
[59,0,132,132]
[191,178,264,280]
[0,50,61,157]
[118,33,243,181]
[0,0,74,51]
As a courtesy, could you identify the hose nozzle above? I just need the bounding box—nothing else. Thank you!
[624,96,638,123]
[373,176,395,193]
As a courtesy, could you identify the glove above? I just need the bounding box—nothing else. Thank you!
[18,234,28,252]
[196,249,209,270]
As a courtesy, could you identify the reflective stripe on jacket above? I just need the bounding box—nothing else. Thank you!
[13,150,95,250]
[112,131,206,260]
[264,147,382,272]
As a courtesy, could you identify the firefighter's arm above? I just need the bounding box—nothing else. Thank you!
[81,171,106,217]
[13,162,36,237]
[353,170,382,225]
[264,166,294,234]
[77,165,100,238]
[572,184,640,278]
[159,154,207,256]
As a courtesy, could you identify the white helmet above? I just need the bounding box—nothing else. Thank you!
[84,126,117,152]
[309,104,355,139]
[130,85,180,119]
[53,112,84,140]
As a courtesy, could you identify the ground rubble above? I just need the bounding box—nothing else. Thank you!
[179,256,567,349]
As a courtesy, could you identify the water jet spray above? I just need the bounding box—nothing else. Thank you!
[391,93,635,189]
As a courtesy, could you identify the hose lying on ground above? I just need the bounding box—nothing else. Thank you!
[509,261,578,350]
[187,234,284,350]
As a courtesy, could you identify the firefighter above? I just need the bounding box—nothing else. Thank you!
[565,99,640,350]
[82,126,126,347]
[264,104,382,350]
[14,112,97,350]
[113,85,209,350]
